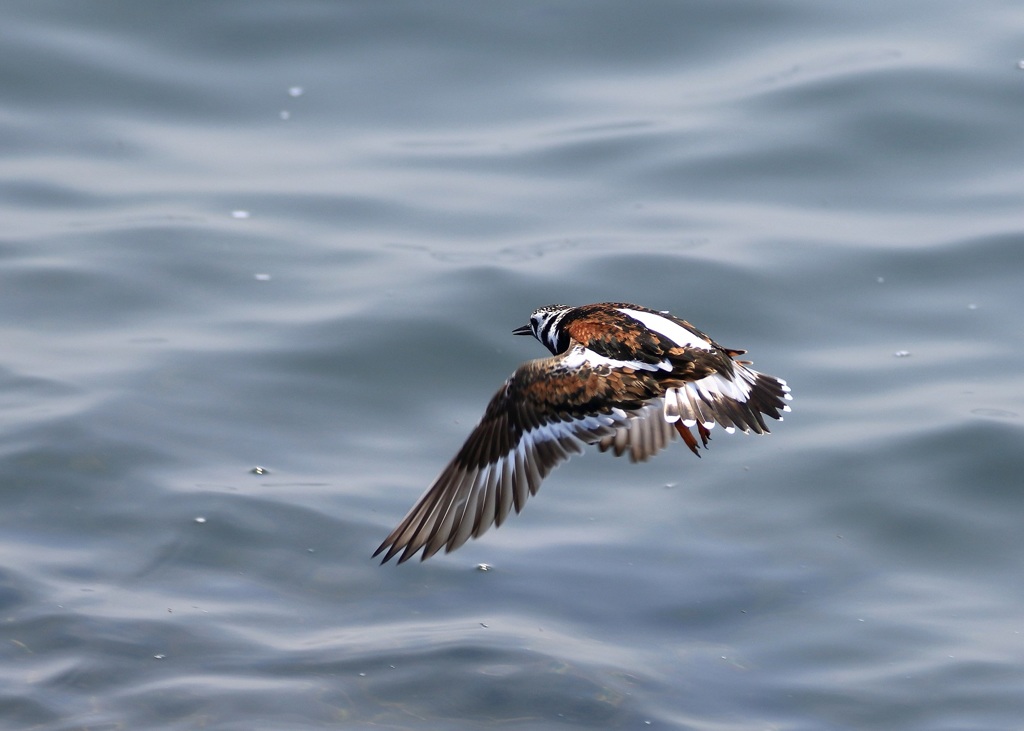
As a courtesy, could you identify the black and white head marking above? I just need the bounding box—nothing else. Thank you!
[529,304,573,355]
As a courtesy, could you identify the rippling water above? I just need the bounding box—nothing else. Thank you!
[3,2,1023,729]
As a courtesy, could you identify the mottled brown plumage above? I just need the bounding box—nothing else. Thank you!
[374,302,791,564]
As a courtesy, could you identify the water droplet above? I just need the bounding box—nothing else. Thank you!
[876,276,885,283]
[893,350,911,358]
[288,86,304,97]
[967,303,977,310]
[250,466,269,475]
[1017,60,1024,70]
[231,210,250,219]
[254,273,271,281]
[279,110,290,120]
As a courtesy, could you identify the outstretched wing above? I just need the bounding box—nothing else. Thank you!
[374,346,659,564]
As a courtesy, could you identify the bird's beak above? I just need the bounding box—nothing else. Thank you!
[512,324,533,336]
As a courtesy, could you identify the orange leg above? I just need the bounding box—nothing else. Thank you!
[674,421,712,457]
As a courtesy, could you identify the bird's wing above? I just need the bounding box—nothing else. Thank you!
[374,346,659,564]
[595,399,680,462]
[662,354,792,434]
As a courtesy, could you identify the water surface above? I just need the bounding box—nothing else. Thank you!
[2,2,1023,729]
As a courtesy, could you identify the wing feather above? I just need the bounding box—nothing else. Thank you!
[374,347,649,563]
[597,401,679,463]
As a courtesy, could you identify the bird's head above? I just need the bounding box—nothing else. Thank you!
[513,304,573,355]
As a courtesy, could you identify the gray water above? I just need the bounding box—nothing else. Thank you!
[3,3,1024,729]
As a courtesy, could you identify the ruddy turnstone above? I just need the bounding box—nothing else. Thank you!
[375,302,791,564]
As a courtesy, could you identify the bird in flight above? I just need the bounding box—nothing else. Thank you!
[374,302,791,564]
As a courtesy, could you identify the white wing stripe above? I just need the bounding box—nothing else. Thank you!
[560,345,670,372]
[617,308,712,350]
